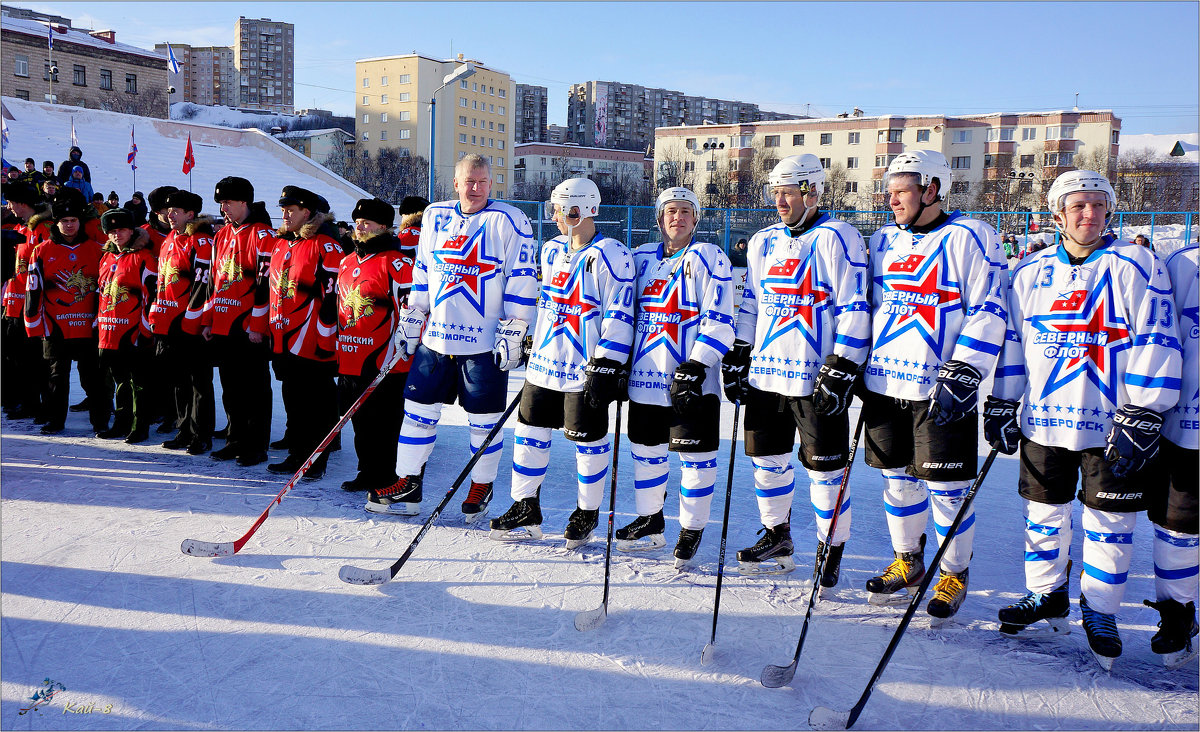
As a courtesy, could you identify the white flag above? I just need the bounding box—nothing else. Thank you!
[70,116,78,147]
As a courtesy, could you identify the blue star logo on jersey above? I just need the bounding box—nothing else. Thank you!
[759,250,831,352]
[874,247,962,352]
[539,265,599,358]
[430,228,499,315]
[1028,270,1131,404]
[635,266,700,364]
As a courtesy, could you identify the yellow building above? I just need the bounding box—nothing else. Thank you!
[355,53,514,199]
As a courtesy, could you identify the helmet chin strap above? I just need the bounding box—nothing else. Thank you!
[898,186,935,232]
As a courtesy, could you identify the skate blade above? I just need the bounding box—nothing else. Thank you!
[364,500,419,516]
[868,588,915,606]
[1090,648,1116,672]
[928,613,954,629]
[808,705,851,730]
[998,617,1071,639]
[488,525,544,542]
[564,532,593,550]
[674,556,696,570]
[738,556,796,576]
[616,534,666,553]
[462,507,489,524]
[1163,645,1199,671]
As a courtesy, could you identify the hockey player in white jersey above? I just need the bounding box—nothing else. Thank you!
[720,155,870,578]
[861,150,1008,624]
[370,154,538,520]
[622,187,735,568]
[1142,241,1199,670]
[987,170,1182,670]
[489,178,635,547]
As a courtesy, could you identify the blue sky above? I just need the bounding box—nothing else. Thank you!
[24,1,1199,135]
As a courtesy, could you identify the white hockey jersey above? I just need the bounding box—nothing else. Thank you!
[736,213,871,397]
[526,232,636,392]
[410,200,538,356]
[1164,245,1198,449]
[864,211,1008,400]
[628,240,735,407]
[993,237,1182,451]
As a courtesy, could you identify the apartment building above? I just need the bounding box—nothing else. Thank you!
[276,128,354,165]
[355,54,514,198]
[513,142,650,201]
[154,43,236,107]
[514,83,547,143]
[233,17,294,114]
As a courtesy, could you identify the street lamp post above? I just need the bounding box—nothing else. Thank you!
[428,62,476,201]
[701,140,725,206]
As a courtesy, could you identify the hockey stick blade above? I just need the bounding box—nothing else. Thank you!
[700,642,716,666]
[761,660,798,688]
[338,564,392,586]
[180,538,235,557]
[574,605,607,631]
[808,706,851,731]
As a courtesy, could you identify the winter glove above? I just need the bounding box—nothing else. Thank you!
[927,359,982,426]
[721,341,752,403]
[1104,404,1163,478]
[983,396,1021,455]
[583,357,629,409]
[492,318,528,371]
[670,359,708,416]
[813,354,859,417]
[392,305,426,358]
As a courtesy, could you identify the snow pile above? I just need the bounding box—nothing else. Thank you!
[170,102,297,130]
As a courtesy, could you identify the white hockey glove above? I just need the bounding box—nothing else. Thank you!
[392,306,426,358]
[492,318,528,371]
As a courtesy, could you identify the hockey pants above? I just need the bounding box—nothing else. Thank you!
[881,468,974,573]
[509,423,610,510]
[631,442,717,531]
[396,400,504,484]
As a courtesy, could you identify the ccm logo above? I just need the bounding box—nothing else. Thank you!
[673,438,701,446]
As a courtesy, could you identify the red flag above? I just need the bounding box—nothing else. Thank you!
[182,133,195,174]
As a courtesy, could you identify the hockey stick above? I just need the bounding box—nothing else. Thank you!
[761,409,865,686]
[339,386,524,586]
[700,402,741,665]
[808,447,999,731]
[575,399,624,632]
[181,348,407,558]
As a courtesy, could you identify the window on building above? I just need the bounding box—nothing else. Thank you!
[986,127,1015,142]
[951,156,971,169]
[380,94,388,104]
[1046,125,1076,140]
[460,97,467,107]
[99,69,112,90]
[541,157,547,165]
[873,180,885,193]
[15,89,29,100]
[1022,127,1036,141]
[498,123,505,132]
[472,82,478,92]
[471,135,476,144]
[399,129,411,139]
[498,140,504,149]
[705,160,717,171]
[459,133,468,143]
[1044,152,1075,167]
[125,73,137,94]
[878,129,902,143]
[71,64,86,86]
[381,75,388,86]
[819,157,831,169]
[765,135,781,147]
[459,115,467,125]
[489,121,494,130]
[1019,154,1035,167]
[1111,130,1120,145]
[499,88,505,98]
[952,130,971,143]
[472,119,477,128]
[362,78,369,87]
[820,133,833,145]
[489,138,495,148]
[14,54,29,77]
[398,92,410,102]
[398,111,410,121]
[684,161,695,172]
[875,154,897,167]
[845,181,858,193]
[380,113,388,123]
[984,154,995,168]
[361,131,369,141]
[847,131,860,144]
[497,157,504,167]
[729,158,739,171]
[792,134,805,146]
[363,113,369,123]
[460,79,468,89]
[916,129,931,142]
[472,100,478,110]
[399,74,411,84]
[685,138,697,149]
[846,157,859,169]
[380,130,387,141]
[363,95,369,105]
[950,181,969,194]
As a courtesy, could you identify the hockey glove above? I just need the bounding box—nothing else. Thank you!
[584,357,630,409]
[670,359,708,416]
[393,306,426,359]
[813,354,860,417]
[983,396,1021,455]
[492,318,529,371]
[721,341,752,403]
[1104,404,1163,478]
[928,360,982,426]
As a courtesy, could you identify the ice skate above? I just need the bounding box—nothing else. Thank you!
[737,524,796,576]
[926,567,969,628]
[998,580,1071,638]
[615,510,666,552]
[488,497,543,541]
[1080,593,1121,671]
[563,507,599,549]
[673,528,703,569]
[1144,598,1199,671]
[365,474,422,516]
[461,481,493,523]
[865,534,925,606]
[815,540,844,589]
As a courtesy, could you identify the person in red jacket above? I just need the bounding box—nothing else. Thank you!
[395,195,428,258]
[266,185,344,480]
[24,195,110,434]
[3,182,53,420]
[141,185,180,431]
[336,198,414,492]
[203,176,274,466]
[151,190,215,455]
[95,208,157,443]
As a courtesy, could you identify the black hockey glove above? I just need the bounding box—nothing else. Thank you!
[1104,404,1163,478]
[983,396,1021,455]
[721,341,752,404]
[583,357,629,409]
[928,360,982,426]
[670,359,708,416]
[813,354,859,417]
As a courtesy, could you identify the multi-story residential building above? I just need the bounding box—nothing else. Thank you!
[276,128,355,165]
[1,14,168,117]
[568,80,798,153]
[546,124,568,144]
[355,53,514,199]
[233,16,293,114]
[653,110,1122,211]
[154,43,236,107]
[513,142,651,203]
[514,83,547,143]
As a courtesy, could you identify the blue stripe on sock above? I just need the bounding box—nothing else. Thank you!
[680,484,714,498]
[1154,527,1200,548]
[1082,561,1128,585]
[635,474,668,490]
[935,512,975,537]
[515,436,551,449]
[1026,519,1061,536]
[1155,564,1200,580]
[884,498,929,517]
[1024,549,1059,562]
[514,463,547,477]
[1084,530,1133,544]
[578,467,607,484]
[398,434,436,445]
[755,481,794,498]
[681,458,717,470]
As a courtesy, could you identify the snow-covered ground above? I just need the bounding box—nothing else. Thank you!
[1,368,1196,730]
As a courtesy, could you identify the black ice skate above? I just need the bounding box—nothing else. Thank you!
[926,567,970,627]
[737,524,796,576]
[865,534,926,606]
[815,540,844,589]
[365,473,423,516]
[673,528,704,569]
[563,507,599,549]
[1080,593,1122,671]
[998,580,1071,639]
[461,481,493,523]
[615,510,665,552]
[1144,598,1199,671]
[488,496,543,541]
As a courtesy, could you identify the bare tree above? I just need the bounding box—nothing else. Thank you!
[654,140,696,194]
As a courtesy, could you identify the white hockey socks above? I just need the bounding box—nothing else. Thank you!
[752,454,795,528]
[1022,500,1073,595]
[511,424,551,500]
[1152,523,1200,605]
[574,438,610,511]
[927,479,975,573]
[468,411,504,484]
[631,442,669,517]
[1080,506,1137,616]
[808,467,850,545]
[396,400,442,476]
[881,469,928,553]
[677,451,718,531]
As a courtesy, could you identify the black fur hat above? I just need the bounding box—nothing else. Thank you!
[351,198,395,227]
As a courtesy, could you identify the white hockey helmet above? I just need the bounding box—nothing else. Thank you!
[545,176,601,220]
[1046,169,1117,217]
[763,154,826,205]
[656,186,701,219]
[886,150,953,201]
